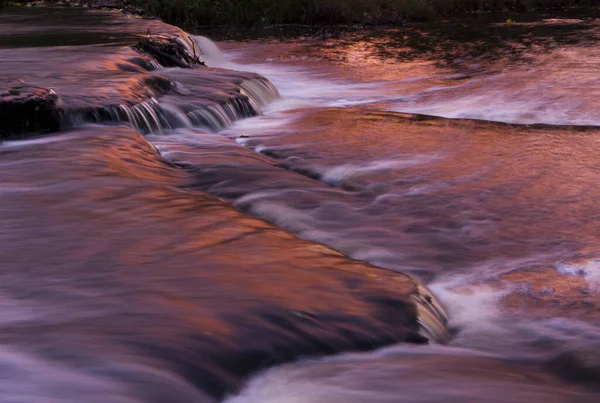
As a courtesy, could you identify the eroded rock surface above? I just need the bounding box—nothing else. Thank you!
[0,126,444,400]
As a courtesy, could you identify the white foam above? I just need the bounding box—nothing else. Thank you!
[193,36,393,111]
[555,259,600,291]
[319,156,436,186]
[237,198,316,234]
[352,247,403,266]
[429,280,510,345]
[0,130,87,148]
[193,35,231,68]
[222,338,595,403]
[388,54,600,126]
[202,33,600,127]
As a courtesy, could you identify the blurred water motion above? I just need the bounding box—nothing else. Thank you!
[2,6,600,403]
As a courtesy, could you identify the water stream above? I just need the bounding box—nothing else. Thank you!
[194,24,600,402]
[1,7,600,402]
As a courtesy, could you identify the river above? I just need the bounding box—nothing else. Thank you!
[1,6,599,402]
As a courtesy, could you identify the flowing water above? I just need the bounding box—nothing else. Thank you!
[2,6,600,402]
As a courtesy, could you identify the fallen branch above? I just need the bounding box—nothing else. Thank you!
[134,36,205,68]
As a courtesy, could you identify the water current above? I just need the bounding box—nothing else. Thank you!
[2,6,600,403]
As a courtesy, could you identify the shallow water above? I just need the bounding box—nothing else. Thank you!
[197,16,600,401]
[2,6,600,403]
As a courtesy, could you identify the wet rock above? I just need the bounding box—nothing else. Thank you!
[0,85,61,139]
[1,8,272,135]
[0,125,448,400]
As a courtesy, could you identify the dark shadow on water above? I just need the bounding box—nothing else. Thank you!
[363,12,600,66]
[204,10,600,67]
[0,7,141,48]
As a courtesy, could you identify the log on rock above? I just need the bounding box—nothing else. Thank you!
[0,85,62,139]
[134,35,205,69]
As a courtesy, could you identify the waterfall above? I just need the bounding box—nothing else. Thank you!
[193,35,231,68]
[60,35,279,135]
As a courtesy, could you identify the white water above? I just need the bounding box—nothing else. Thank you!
[195,33,600,128]
[190,32,600,403]
[194,35,396,110]
[387,62,600,126]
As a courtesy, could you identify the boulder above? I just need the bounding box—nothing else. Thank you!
[0,85,61,139]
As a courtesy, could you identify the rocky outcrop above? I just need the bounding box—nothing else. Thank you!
[0,85,61,139]
[0,8,275,138]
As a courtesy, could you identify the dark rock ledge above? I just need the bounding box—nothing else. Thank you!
[0,85,61,139]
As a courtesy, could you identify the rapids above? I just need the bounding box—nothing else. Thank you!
[1,6,600,403]
[195,16,600,402]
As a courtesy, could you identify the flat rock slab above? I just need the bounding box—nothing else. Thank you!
[0,126,444,401]
[0,7,274,138]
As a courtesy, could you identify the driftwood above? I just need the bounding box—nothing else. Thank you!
[134,34,206,69]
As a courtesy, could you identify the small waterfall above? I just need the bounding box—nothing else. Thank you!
[187,102,240,131]
[103,98,168,134]
[64,99,169,134]
[60,39,279,134]
[240,79,280,114]
[66,77,278,134]
[74,78,278,134]
[186,78,279,131]
[53,35,279,135]
[193,35,230,67]
[106,36,278,133]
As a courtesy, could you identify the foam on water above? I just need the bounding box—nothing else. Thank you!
[555,259,600,291]
[319,157,437,186]
[388,47,600,126]
[5,18,600,402]
[430,282,509,340]
[151,26,600,402]
[223,266,600,403]
[194,36,393,111]
[222,340,598,403]
[197,30,600,128]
